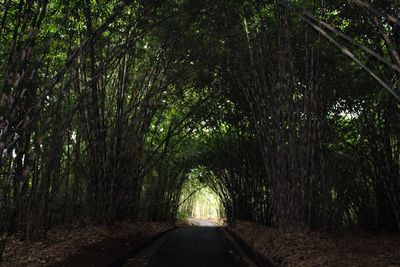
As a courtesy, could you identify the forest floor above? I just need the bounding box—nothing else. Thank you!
[2,221,174,267]
[230,221,400,267]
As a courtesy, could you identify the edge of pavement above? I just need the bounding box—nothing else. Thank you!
[216,222,276,267]
[224,227,276,267]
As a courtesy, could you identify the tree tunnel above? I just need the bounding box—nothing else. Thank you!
[1,2,400,261]
[177,167,224,222]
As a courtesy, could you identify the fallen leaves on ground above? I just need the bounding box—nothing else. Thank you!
[230,221,400,267]
[3,221,172,267]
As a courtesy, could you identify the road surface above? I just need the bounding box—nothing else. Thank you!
[123,220,256,267]
[188,218,217,227]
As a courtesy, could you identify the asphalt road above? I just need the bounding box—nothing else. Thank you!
[145,226,242,267]
[188,219,217,227]
[123,220,257,267]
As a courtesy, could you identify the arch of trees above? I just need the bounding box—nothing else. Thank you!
[0,0,399,260]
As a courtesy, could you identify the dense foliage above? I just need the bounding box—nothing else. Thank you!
[0,0,399,261]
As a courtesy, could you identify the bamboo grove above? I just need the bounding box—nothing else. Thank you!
[0,0,399,260]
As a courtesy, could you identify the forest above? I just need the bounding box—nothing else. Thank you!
[0,0,399,265]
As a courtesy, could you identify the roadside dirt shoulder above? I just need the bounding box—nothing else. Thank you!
[3,221,173,267]
[230,221,400,267]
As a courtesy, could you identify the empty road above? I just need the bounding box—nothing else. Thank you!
[123,220,255,267]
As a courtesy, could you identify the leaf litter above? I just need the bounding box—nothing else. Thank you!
[230,221,400,267]
[3,221,172,267]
